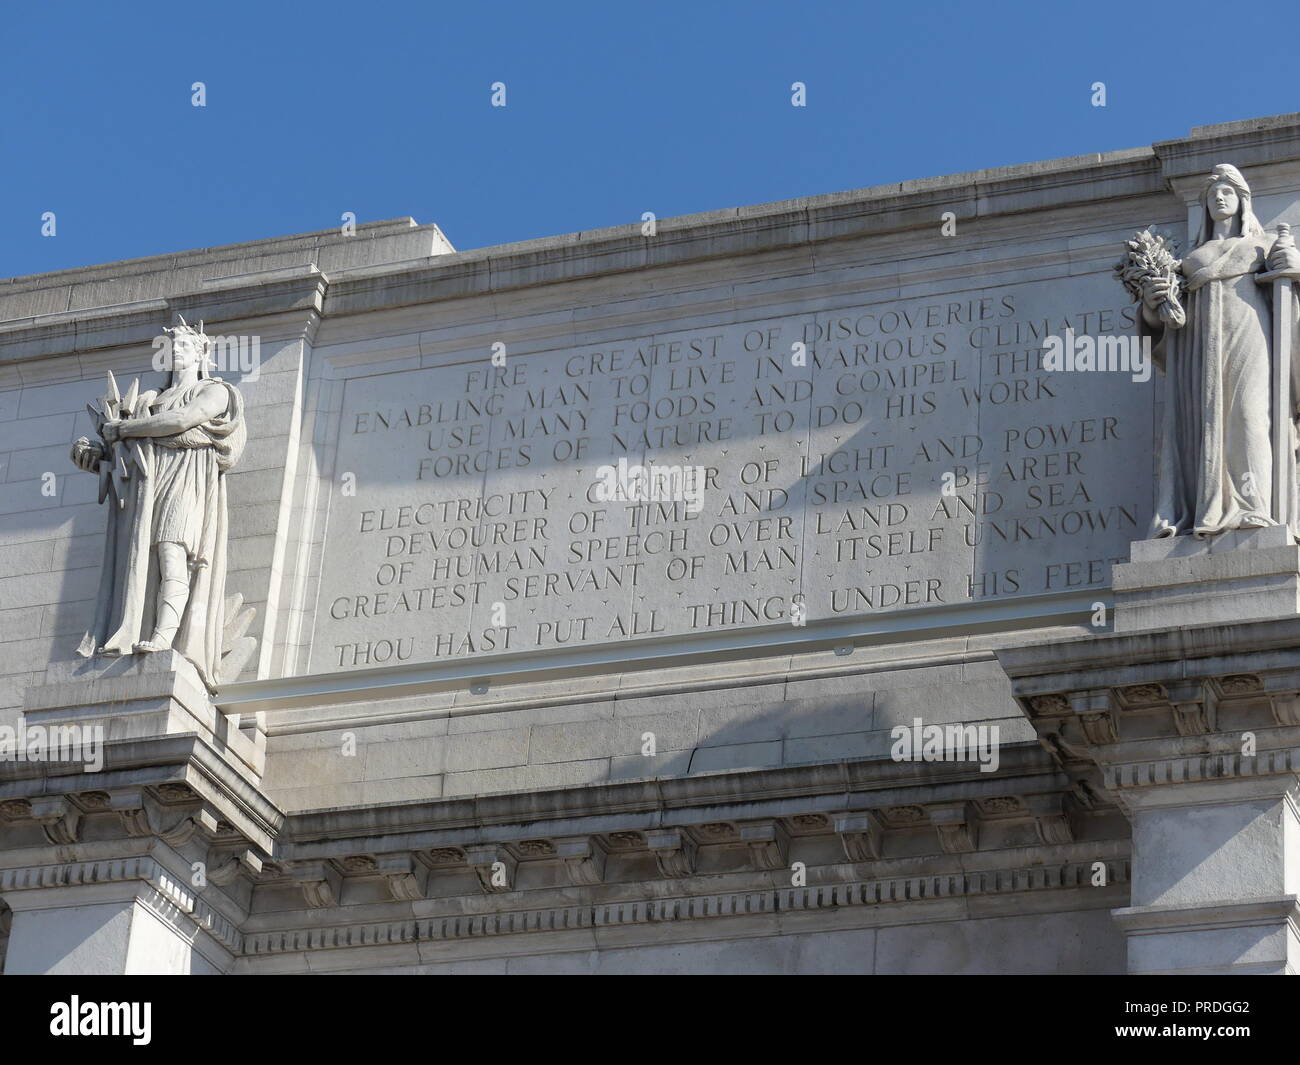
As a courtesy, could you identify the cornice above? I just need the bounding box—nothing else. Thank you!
[241,851,1130,957]
[999,617,1300,811]
[1154,113,1300,180]
[4,115,1299,356]
[998,613,1300,686]
[0,733,285,856]
[319,151,1161,320]
[0,739,1128,962]
[0,272,328,366]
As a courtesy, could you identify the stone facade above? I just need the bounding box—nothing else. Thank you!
[3,115,1300,974]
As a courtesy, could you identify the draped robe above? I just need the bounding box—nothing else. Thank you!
[1147,234,1300,538]
[77,377,246,691]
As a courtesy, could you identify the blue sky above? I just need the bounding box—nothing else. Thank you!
[1,0,1296,279]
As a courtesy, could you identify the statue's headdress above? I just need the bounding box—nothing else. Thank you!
[1195,163,1265,244]
[163,313,212,384]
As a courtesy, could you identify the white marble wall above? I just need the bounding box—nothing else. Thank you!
[7,115,1300,975]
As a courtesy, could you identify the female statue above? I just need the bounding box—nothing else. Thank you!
[71,317,246,691]
[1133,163,1300,538]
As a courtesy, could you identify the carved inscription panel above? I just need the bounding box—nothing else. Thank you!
[310,276,1151,672]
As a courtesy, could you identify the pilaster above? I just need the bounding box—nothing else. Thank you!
[999,616,1300,973]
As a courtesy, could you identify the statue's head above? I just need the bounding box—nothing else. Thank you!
[163,314,212,383]
[1196,163,1264,243]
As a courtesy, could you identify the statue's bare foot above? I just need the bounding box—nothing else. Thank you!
[133,639,168,653]
[97,646,121,657]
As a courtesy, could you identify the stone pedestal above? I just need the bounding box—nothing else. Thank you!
[23,652,265,781]
[0,655,280,975]
[1112,526,1300,632]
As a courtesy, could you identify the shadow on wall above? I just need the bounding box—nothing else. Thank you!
[608,665,1033,782]
[258,663,1038,811]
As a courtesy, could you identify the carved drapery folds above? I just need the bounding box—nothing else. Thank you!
[1116,164,1300,540]
[69,315,256,692]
